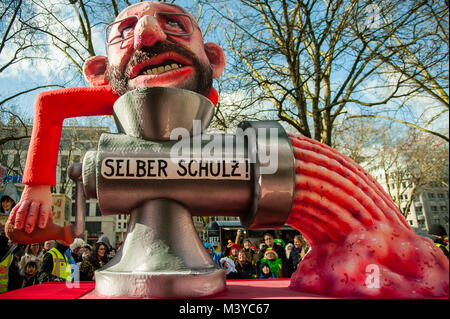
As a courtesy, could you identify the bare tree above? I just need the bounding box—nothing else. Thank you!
[344,121,449,218]
[350,0,449,142]
[203,0,446,145]
[0,115,31,176]
[55,119,110,196]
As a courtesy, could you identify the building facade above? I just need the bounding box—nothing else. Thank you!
[364,168,449,235]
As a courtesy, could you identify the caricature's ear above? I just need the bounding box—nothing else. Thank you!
[83,56,109,86]
[204,42,226,79]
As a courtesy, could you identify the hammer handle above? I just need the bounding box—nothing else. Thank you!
[5,220,73,245]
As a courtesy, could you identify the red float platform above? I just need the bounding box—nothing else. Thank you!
[0,279,330,299]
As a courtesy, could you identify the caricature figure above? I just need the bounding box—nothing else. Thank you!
[8,2,448,298]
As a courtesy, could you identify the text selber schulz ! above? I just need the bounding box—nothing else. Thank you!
[101,157,251,180]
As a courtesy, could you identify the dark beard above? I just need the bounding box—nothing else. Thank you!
[106,42,212,96]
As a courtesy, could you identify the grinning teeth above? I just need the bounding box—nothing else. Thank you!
[143,64,182,76]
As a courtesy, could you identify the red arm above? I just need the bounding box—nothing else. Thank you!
[23,86,119,186]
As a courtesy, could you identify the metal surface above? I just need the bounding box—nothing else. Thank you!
[77,87,297,298]
[95,199,226,298]
[113,87,215,140]
[87,133,253,216]
[82,150,97,199]
[237,121,296,229]
[67,163,85,239]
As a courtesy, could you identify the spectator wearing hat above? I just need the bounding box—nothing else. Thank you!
[257,232,288,277]
[97,235,112,252]
[219,257,239,279]
[228,244,240,263]
[70,238,85,263]
[260,248,283,278]
[258,262,276,279]
[37,240,72,283]
[241,239,258,267]
[428,224,449,259]
[204,242,224,266]
[42,240,55,254]
[0,183,20,215]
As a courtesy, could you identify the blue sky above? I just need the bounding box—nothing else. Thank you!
[0,0,448,138]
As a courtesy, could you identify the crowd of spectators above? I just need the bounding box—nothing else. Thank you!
[0,228,308,294]
[0,233,119,293]
[204,230,310,280]
[1,223,448,294]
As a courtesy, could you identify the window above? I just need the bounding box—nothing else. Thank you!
[86,221,101,236]
[61,155,68,168]
[428,193,435,199]
[415,206,423,215]
[433,219,440,224]
[118,222,121,230]
[13,154,20,167]
[60,169,67,184]
[441,206,447,212]
[438,193,444,199]
[402,182,407,188]
[418,220,425,228]
[72,202,76,217]
[431,206,438,212]
[96,205,102,216]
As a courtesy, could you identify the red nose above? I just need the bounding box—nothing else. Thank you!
[133,16,167,50]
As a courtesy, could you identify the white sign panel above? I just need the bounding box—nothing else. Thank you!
[101,158,250,180]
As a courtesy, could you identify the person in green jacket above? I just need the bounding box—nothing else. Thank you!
[260,248,283,278]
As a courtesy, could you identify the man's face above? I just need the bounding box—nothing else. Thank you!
[243,241,251,249]
[264,235,274,247]
[106,2,212,96]
[44,241,54,250]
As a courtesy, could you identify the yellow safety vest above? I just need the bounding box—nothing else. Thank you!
[0,252,13,293]
[46,248,72,281]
